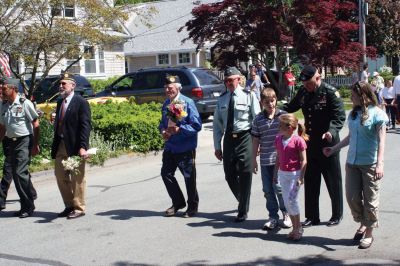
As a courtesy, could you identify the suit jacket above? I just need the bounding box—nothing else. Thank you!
[51,94,91,159]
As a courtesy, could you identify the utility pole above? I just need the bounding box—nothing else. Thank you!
[359,0,367,64]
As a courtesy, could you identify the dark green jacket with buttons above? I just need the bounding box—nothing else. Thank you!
[282,82,346,153]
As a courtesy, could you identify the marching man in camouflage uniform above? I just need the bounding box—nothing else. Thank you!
[0,77,40,218]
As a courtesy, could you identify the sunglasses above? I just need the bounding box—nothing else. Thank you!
[60,82,68,85]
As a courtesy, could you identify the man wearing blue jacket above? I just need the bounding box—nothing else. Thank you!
[159,75,202,218]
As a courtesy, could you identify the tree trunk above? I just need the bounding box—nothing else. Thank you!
[392,55,399,76]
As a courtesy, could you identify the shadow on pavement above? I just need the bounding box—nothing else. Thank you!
[96,209,164,220]
[112,256,400,266]
[0,210,58,223]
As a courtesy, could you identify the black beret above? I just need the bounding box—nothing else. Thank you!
[165,75,180,85]
[299,65,317,81]
[224,67,241,78]
[60,72,76,83]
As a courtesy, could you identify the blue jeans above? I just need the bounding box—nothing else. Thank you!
[261,165,286,220]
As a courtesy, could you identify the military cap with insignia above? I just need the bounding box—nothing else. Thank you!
[60,72,76,83]
[299,65,317,81]
[224,66,241,78]
[165,75,180,85]
[0,76,20,88]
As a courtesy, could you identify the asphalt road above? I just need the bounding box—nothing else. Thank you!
[1,118,400,266]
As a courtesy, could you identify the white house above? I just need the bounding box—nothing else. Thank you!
[10,1,129,79]
[124,0,219,72]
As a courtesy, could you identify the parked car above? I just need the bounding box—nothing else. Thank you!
[24,75,95,104]
[96,67,226,119]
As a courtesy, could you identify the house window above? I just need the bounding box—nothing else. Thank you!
[65,59,80,74]
[82,46,105,75]
[51,2,75,18]
[178,53,191,64]
[84,46,96,74]
[157,54,170,65]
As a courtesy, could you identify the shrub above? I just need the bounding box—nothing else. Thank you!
[90,102,164,153]
[338,86,351,99]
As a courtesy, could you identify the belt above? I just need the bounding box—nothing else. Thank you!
[5,135,29,142]
[230,130,251,138]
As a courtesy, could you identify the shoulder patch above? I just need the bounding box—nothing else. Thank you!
[19,97,26,103]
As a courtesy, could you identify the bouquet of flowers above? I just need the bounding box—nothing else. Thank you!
[165,100,187,126]
[61,148,98,174]
[61,156,81,175]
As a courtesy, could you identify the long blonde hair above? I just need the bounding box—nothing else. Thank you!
[279,113,309,141]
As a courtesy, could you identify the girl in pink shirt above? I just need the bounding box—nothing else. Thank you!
[274,114,307,240]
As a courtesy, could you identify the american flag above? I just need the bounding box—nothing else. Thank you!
[0,52,12,77]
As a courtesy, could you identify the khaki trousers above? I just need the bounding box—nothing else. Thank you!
[345,163,380,228]
[55,141,86,212]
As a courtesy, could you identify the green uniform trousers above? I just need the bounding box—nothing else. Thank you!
[223,131,252,214]
[3,135,35,212]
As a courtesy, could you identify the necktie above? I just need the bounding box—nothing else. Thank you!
[226,92,234,134]
[58,99,67,135]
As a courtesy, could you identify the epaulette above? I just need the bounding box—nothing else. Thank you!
[324,83,337,92]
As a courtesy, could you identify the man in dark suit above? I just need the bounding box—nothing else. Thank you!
[51,73,91,219]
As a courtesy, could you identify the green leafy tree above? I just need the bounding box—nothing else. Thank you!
[0,0,151,97]
[366,0,400,74]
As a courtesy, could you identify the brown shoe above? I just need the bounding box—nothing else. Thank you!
[67,211,85,219]
[165,204,185,217]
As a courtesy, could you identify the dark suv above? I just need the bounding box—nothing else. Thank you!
[96,67,226,119]
[25,75,95,103]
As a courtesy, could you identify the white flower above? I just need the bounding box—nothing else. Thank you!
[61,156,81,175]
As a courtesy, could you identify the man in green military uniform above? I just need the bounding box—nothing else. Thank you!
[282,65,346,227]
[0,77,40,218]
[213,67,261,222]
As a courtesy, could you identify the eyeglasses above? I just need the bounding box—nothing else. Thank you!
[60,82,68,86]
[225,78,237,83]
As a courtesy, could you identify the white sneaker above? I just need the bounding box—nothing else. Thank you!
[281,212,292,228]
[262,218,278,230]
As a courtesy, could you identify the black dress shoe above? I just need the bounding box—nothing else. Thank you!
[14,209,34,218]
[302,218,320,227]
[182,208,198,218]
[327,218,341,227]
[234,213,247,223]
[57,207,74,218]
[165,204,186,217]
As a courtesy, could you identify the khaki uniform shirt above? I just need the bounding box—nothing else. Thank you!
[213,85,261,150]
[0,95,38,138]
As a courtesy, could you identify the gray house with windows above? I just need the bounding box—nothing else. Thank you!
[124,0,218,72]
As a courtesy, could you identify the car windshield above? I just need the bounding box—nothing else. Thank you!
[193,70,223,85]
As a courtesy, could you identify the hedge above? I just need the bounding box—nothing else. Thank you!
[0,101,164,177]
